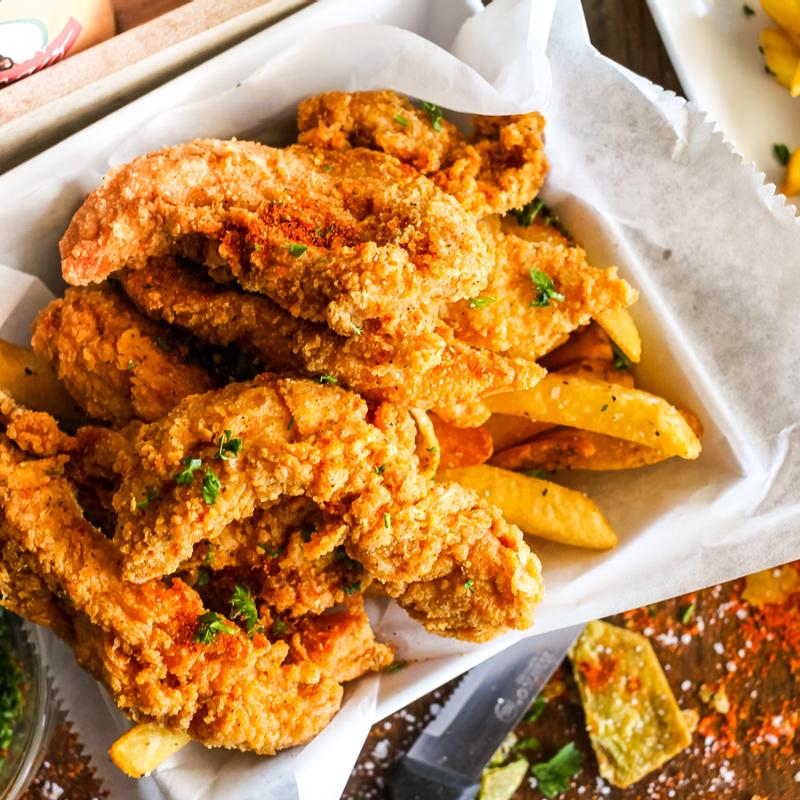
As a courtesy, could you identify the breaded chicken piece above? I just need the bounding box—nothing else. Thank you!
[120,258,544,411]
[60,140,489,340]
[0,390,74,456]
[289,598,393,682]
[444,216,638,361]
[0,436,342,753]
[296,90,548,217]
[31,287,214,424]
[106,376,541,641]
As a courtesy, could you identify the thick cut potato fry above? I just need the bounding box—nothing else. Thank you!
[594,307,641,363]
[762,0,800,47]
[782,147,800,196]
[558,358,635,387]
[487,375,701,460]
[109,723,191,778]
[483,414,555,452]
[761,26,800,91]
[429,413,493,469]
[569,621,693,788]
[0,339,82,422]
[438,465,617,549]
[539,322,614,369]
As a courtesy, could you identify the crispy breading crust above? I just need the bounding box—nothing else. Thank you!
[31,287,214,424]
[60,140,489,340]
[120,258,543,412]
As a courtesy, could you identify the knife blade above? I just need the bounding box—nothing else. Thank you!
[388,624,585,800]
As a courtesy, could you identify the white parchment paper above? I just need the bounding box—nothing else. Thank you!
[1,0,799,797]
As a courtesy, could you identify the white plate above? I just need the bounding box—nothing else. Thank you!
[647,0,800,186]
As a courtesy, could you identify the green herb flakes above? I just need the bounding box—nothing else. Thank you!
[202,468,222,505]
[287,243,308,258]
[524,695,547,722]
[216,429,243,460]
[317,373,338,385]
[136,487,161,511]
[469,296,497,309]
[531,742,583,798]
[510,198,545,227]
[464,579,475,593]
[174,456,202,486]
[529,269,565,307]
[682,600,696,625]
[384,659,407,673]
[194,611,237,644]
[384,512,391,529]
[611,341,633,370]
[420,101,443,131]
[343,580,362,595]
[774,143,791,166]
[393,113,409,127]
[230,584,262,636]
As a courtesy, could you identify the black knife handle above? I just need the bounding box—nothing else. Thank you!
[388,758,480,800]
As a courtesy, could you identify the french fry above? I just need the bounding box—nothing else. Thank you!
[595,307,642,363]
[558,358,635,387]
[487,375,701,460]
[762,0,800,48]
[569,621,694,788]
[431,398,491,428]
[760,26,800,92]
[782,147,800,196]
[482,414,554,452]
[429,413,493,469]
[438,464,617,549]
[539,322,614,369]
[491,428,676,472]
[409,408,440,478]
[0,339,82,422]
[109,723,191,778]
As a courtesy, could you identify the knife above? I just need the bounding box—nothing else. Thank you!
[388,624,585,800]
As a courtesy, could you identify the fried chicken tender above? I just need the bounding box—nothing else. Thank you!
[296,90,548,217]
[107,376,541,641]
[444,216,638,361]
[120,258,543,411]
[60,140,489,340]
[31,287,213,424]
[0,436,343,753]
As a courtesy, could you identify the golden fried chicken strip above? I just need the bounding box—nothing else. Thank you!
[0,437,342,753]
[444,217,638,361]
[120,259,544,411]
[60,140,489,340]
[31,287,214,424]
[296,90,548,217]
[290,598,393,683]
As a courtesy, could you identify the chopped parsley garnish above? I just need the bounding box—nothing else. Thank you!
[600,403,609,412]
[136,487,161,511]
[230,584,262,636]
[287,417,296,431]
[351,323,363,336]
[531,742,583,798]
[529,269,565,307]
[322,164,334,172]
[384,512,391,529]
[611,341,633,370]
[194,611,236,644]
[469,296,497,309]
[374,464,386,475]
[175,456,202,486]
[271,619,289,636]
[511,198,545,227]
[774,143,791,166]
[126,360,137,371]
[203,544,215,565]
[0,612,24,762]
[287,243,308,258]
[464,579,475,593]
[420,101,443,131]
[742,3,755,15]
[334,547,362,570]
[258,543,282,558]
[202,468,222,505]
[427,445,438,453]
[524,695,548,722]
[342,580,362,595]
[682,600,697,625]
[154,335,171,352]
[523,469,547,480]
[317,373,338,385]
[393,113,409,127]
[384,660,408,673]
[215,429,243,461]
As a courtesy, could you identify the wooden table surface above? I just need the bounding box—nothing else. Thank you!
[17,2,798,800]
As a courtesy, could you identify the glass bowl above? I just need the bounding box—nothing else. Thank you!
[0,613,52,799]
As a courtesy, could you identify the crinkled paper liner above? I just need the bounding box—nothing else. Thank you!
[1,0,799,797]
